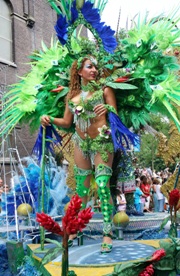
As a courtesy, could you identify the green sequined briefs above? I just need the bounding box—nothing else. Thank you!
[72,132,114,163]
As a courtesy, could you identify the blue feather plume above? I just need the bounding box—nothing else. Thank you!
[70,0,78,23]
[54,15,68,45]
[32,125,62,163]
[81,2,101,26]
[109,112,140,151]
[81,1,117,53]
[54,0,117,53]
[98,25,117,53]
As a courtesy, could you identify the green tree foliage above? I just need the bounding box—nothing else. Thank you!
[134,113,170,171]
[149,114,169,136]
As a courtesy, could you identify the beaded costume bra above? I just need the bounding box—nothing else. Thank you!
[68,89,104,132]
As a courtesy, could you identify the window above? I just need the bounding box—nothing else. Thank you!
[0,0,12,62]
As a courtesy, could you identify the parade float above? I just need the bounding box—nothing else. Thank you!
[0,0,180,275]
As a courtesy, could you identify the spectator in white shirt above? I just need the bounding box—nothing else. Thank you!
[155,178,165,212]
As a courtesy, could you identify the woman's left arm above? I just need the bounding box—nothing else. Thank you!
[104,86,117,111]
[93,86,117,116]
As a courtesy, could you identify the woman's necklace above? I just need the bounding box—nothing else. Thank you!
[81,90,89,100]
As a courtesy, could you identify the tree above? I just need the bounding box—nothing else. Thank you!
[134,113,170,171]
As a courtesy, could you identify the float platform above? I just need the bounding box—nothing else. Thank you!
[27,212,170,276]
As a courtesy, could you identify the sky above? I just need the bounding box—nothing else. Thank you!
[101,0,180,30]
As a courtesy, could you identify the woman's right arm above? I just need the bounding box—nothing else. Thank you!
[40,102,73,128]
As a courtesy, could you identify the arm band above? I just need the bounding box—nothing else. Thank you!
[49,116,55,124]
[104,104,117,115]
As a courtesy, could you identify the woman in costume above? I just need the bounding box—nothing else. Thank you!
[1,0,180,254]
[41,56,117,253]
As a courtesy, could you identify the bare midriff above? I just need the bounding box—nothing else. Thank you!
[76,113,107,139]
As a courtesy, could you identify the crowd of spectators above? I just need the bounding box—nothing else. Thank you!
[134,167,172,213]
[88,166,173,215]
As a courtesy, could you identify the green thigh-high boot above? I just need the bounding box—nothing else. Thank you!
[95,164,113,253]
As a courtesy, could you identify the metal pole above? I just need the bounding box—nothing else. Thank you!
[40,127,46,250]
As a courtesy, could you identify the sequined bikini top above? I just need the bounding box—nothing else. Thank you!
[68,89,104,132]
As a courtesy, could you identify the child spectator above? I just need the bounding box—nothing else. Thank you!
[115,188,126,212]
[3,185,10,193]
[134,179,145,212]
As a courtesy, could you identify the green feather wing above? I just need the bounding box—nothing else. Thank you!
[127,9,180,50]
[149,74,180,131]
[105,10,180,130]
[0,39,69,137]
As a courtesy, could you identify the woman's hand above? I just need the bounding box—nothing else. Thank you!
[40,115,51,128]
[93,104,107,117]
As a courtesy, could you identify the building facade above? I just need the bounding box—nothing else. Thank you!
[0,0,57,157]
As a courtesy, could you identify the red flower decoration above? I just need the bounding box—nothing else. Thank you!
[36,213,64,236]
[150,249,166,262]
[50,86,64,92]
[62,195,93,235]
[115,76,129,82]
[36,194,93,237]
[139,264,154,276]
[169,189,180,208]
[67,194,82,214]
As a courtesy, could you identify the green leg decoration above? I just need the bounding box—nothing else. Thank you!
[74,165,92,209]
[74,165,92,245]
[95,164,113,235]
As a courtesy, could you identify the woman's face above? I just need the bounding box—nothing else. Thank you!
[79,59,98,84]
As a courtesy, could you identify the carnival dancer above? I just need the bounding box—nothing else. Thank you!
[2,0,179,255]
[41,56,117,253]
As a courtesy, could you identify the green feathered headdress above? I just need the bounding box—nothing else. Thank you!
[1,1,180,139]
